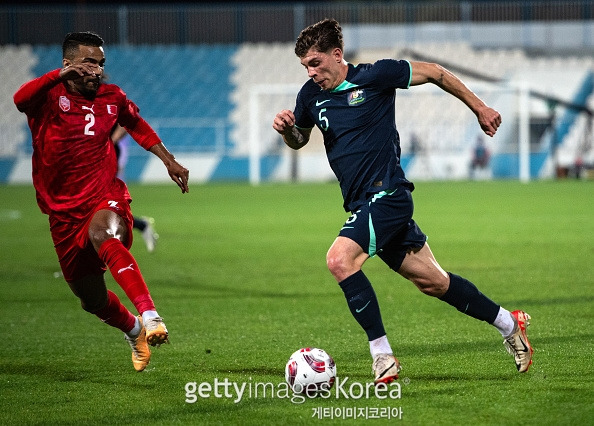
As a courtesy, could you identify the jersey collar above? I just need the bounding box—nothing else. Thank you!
[330,63,359,93]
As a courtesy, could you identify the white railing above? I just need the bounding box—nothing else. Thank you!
[146,118,228,154]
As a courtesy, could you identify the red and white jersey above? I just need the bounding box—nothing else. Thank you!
[14,69,161,222]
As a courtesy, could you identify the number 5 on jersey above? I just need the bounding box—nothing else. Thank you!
[318,108,329,131]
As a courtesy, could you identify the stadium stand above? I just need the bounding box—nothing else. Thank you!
[353,42,593,179]
[0,45,37,157]
[23,45,237,155]
[229,42,307,156]
[1,42,592,183]
[554,91,594,176]
[106,45,237,155]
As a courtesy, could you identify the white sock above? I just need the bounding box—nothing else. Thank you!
[492,307,515,337]
[141,310,159,325]
[369,335,393,358]
[125,317,141,338]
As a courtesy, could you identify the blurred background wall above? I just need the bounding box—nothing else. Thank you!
[1,1,593,183]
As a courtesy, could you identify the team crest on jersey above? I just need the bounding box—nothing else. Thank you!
[59,96,71,112]
[347,89,365,106]
[107,105,117,115]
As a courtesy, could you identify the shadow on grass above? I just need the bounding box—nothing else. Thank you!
[214,366,280,376]
[0,360,159,390]
[166,282,336,300]
[498,295,594,307]
[398,331,594,358]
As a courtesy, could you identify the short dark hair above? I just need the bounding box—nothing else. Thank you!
[62,31,104,59]
[295,18,343,58]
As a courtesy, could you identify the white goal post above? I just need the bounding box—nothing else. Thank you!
[249,84,304,185]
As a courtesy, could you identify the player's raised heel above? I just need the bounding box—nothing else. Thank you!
[372,353,401,384]
[144,316,169,347]
[124,316,151,372]
[503,310,533,373]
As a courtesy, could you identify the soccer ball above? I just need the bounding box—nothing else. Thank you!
[285,347,336,394]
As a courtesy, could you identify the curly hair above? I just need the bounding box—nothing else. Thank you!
[294,18,343,58]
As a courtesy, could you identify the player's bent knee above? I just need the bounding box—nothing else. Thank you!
[88,226,121,252]
[68,275,109,313]
[326,255,343,276]
[88,210,127,251]
[79,295,108,313]
[326,254,352,282]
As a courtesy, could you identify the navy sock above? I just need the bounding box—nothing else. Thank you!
[133,217,147,231]
[339,270,386,341]
[439,273,499,323]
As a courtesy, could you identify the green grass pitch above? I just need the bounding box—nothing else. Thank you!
[1,180,593,425]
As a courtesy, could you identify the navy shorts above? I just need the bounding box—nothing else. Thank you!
[338,186,427,271]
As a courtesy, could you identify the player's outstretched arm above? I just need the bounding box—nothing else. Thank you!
[410,61,502,137]
[149,143,190,194]
[122,109,189,193]
[273,109,312,150]
[14,69,62,111]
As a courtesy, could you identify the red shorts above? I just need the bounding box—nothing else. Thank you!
[49,198,134,283]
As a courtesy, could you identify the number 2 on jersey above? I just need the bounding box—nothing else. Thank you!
[84,113,95,136]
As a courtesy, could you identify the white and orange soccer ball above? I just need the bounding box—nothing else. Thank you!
[285,347,336,394]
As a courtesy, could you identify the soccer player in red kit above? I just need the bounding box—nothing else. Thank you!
[13,31,190,372]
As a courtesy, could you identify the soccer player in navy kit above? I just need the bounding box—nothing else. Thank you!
[273,19,533,383]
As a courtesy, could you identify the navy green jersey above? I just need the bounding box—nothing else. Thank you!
[294,59,414,212]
